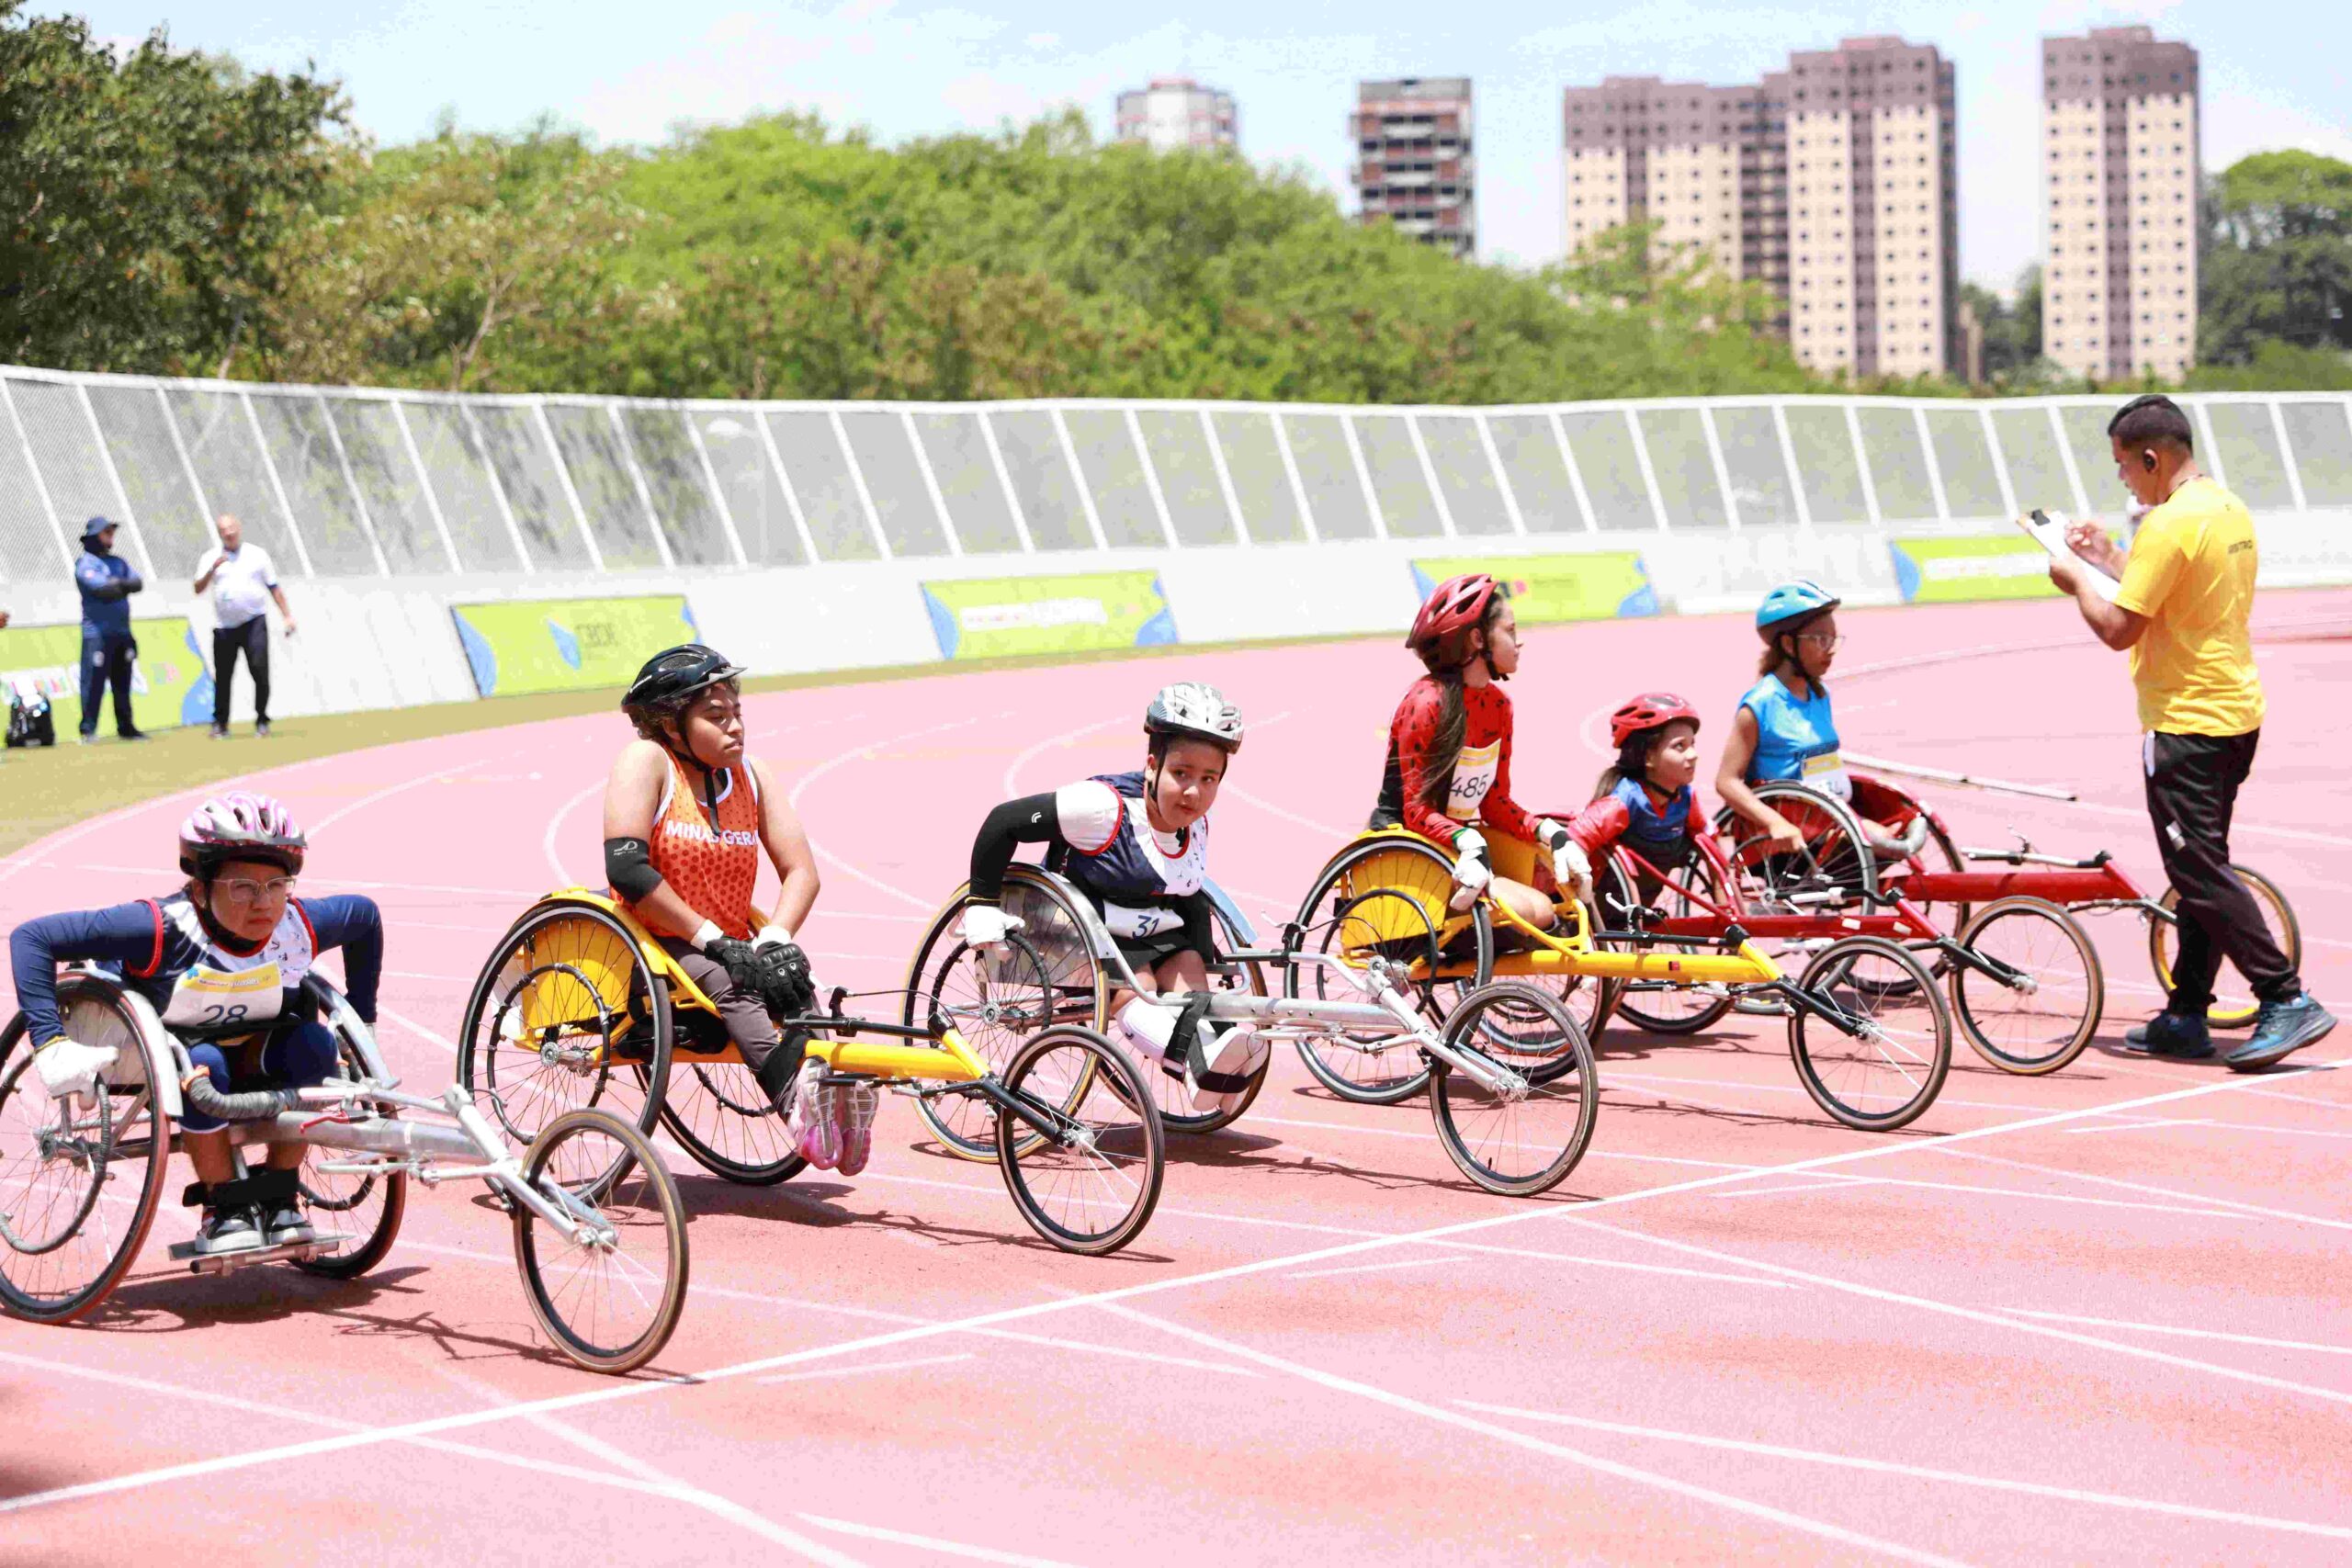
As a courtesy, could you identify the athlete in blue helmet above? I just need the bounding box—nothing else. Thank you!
[1715,581,1928,861]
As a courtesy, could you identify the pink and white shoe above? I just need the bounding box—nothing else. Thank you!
[833,1081,882,1178]
[786,1060,840,1170]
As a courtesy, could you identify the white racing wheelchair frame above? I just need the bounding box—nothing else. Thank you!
[909,865,1600,1198]
[0,968,688,1374]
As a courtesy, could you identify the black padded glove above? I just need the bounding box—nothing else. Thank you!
[754,942,815,1020]
[704,936,763,994]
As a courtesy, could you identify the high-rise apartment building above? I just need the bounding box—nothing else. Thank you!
[2042,28,2199,381]
[1563,36,1959,379]
[1353,77,1475,259]
[1114,78,1238,153]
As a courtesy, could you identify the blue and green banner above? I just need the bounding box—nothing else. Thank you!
[0,616,213,730]
[922,571,1178,660]
[1410,554,1658,623]
[1888,536,2060,604]
[450,595,700,697]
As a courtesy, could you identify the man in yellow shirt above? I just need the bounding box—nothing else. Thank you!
[2052,394,2332,1070]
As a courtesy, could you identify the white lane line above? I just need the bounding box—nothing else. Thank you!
[1701,1170,2247,1221]
[1085,1300,1976,1568]
[1602,1068,2022,1115]
[2063,1117,2218,1136]
[1556,1213,2352,1413]
[7,1054,2338,1520]
[2095,1115,2352,1143]
[1218,783,1351,839]
[2230,1082,2352,1110]
[786,713,982,909]
[542,778,601,886]
[392,1238,1259,1378]
[2000,1311,2352,1359]
[376,1005,458,1055]
[63,862,544,898]
[797,1513,1091,1568]
[0,749,346,886]
[1933,1149,2352,1235]
[310,754,492,834]
[1458,1402,2352,1543]
[1287,1256,1452,1280]
[1239,1110,1770,1167]
[0,1349,858,1562]
[756,1353,976,1385]
[1001,714,1123,797]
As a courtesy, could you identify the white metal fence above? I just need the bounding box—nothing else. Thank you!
[4,364,2347,587]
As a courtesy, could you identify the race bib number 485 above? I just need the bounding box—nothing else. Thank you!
[162,964,284,1030]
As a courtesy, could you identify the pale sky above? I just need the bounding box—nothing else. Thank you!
[57,0,2352,292]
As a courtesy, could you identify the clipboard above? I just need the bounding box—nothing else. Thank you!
[2017,509,2121,604]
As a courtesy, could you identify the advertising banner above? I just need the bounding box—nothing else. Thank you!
[450,595,700,697]
[0,616,213,731]
[921,571,1178,660]
[1888,536,2061,604]
[1409,554,1658,623]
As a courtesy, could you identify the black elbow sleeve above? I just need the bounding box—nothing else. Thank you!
[605,837,663,901]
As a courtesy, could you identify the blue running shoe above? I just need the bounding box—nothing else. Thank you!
[2225,995,2336,1072]
[2122,1011,2211,1059]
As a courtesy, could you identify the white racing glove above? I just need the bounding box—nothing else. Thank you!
[1537,818,1593,903]
[959,903,1024,952]
[1447,828,1493,912]
[752,922,796,953]
[34,1039,117,1112]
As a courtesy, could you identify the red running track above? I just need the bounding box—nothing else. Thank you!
[4,592,2350,1566]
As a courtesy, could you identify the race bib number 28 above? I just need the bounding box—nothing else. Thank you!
[162,964,284,1030]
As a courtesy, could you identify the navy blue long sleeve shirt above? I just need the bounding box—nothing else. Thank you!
[9,893,383,1046]
[74,548,142,639]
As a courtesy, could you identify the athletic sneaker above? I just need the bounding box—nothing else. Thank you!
[2122,1011,2213,1060]
[786,1060,840,1169]
[833,1081,881,1178]
[2225,995,2336,1072]
[255,719,272,738]
[208,724,229,739]
[261,1195,314,1246]
[193,1204,265,1256]
[1186,1026,1262,1114]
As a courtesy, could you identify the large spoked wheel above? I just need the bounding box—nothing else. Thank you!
[459,904,671,1147]
[1951,897,2104,1076]
[1428,983,1599,1197]
[1597,856,1734,1036]
[1289,838,1490,1105]
[293,1026,409,1280]
[905,931,1063,1160]
[994,1026,1165,1256]
[512,1107,689,1375]
[657,1047,803,1186]
[1717,783,1881,912]
[1787,936,1952,1132]
[2149,865,2300,1030]
[0,980,173,1324]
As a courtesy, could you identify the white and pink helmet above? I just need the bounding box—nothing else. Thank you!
[178,792,307,879]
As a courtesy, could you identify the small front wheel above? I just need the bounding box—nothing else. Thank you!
[1788,937,1951,1132]
[1951,897,2103,1075]
[1428,983,1599,1197]
[995,1026,1164,1256]
[512,1108,690,1374]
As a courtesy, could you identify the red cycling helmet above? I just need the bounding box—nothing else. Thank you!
[1408,573,1500,653]
[1610,692,1702,749]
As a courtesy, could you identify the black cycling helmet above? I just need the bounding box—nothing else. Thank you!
[623,644,745,724]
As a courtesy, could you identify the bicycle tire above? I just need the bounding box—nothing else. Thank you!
[512,1108,689,1374]
[1428,983,1599,1197]
[1951,897,2104,1076]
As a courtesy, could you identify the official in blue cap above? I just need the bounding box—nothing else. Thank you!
[73,516,148,742]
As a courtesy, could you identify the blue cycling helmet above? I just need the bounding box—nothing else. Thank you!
[1755,580,1841,637]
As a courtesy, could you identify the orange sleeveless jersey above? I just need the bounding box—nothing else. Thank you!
[649,753,764,939]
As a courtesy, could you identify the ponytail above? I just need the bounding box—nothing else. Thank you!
[1409,586,1511,814]
[1591,734,1652,802]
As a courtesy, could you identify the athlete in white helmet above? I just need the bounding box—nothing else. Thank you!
[959,682,1263,1114]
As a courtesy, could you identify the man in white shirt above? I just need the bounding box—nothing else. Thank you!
[192,513,297,738]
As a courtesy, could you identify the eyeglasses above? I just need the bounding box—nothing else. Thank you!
[217,874,297,905]
[1796,632,1845,649]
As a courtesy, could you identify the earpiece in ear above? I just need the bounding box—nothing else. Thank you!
[2142,450,2157,473]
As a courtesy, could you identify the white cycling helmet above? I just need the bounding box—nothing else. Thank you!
[1144,682,1243,754]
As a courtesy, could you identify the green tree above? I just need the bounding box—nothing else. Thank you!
[0,2,344,373]
[2200,150,2352,366]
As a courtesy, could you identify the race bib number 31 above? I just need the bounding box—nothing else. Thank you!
[162,964,284,1030]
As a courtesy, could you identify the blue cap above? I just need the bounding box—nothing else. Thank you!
[80,516,118,542]
[1756,579,1840,634]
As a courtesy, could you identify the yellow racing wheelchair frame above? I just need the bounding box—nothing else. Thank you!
[458,889,1167,1254]
[1288,829,1953,1132]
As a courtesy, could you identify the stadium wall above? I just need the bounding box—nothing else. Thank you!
[2,367,2346,726]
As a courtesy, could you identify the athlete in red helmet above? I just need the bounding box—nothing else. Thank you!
[1371,574,1590,922]
[1542,693,1719,880]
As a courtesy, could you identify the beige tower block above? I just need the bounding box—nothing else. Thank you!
[1790,108,1857,373]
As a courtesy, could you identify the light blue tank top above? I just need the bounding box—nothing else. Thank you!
[1739,674,1851,799]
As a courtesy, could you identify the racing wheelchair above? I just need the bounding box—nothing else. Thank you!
[910,862,1601,1197]
[1711,777,2301,1035]
[0,969,687,1373]
[460,890,1165,1255]
[1292,828,1957,1133]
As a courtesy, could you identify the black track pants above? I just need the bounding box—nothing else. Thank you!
[2142,728,2299,1012]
